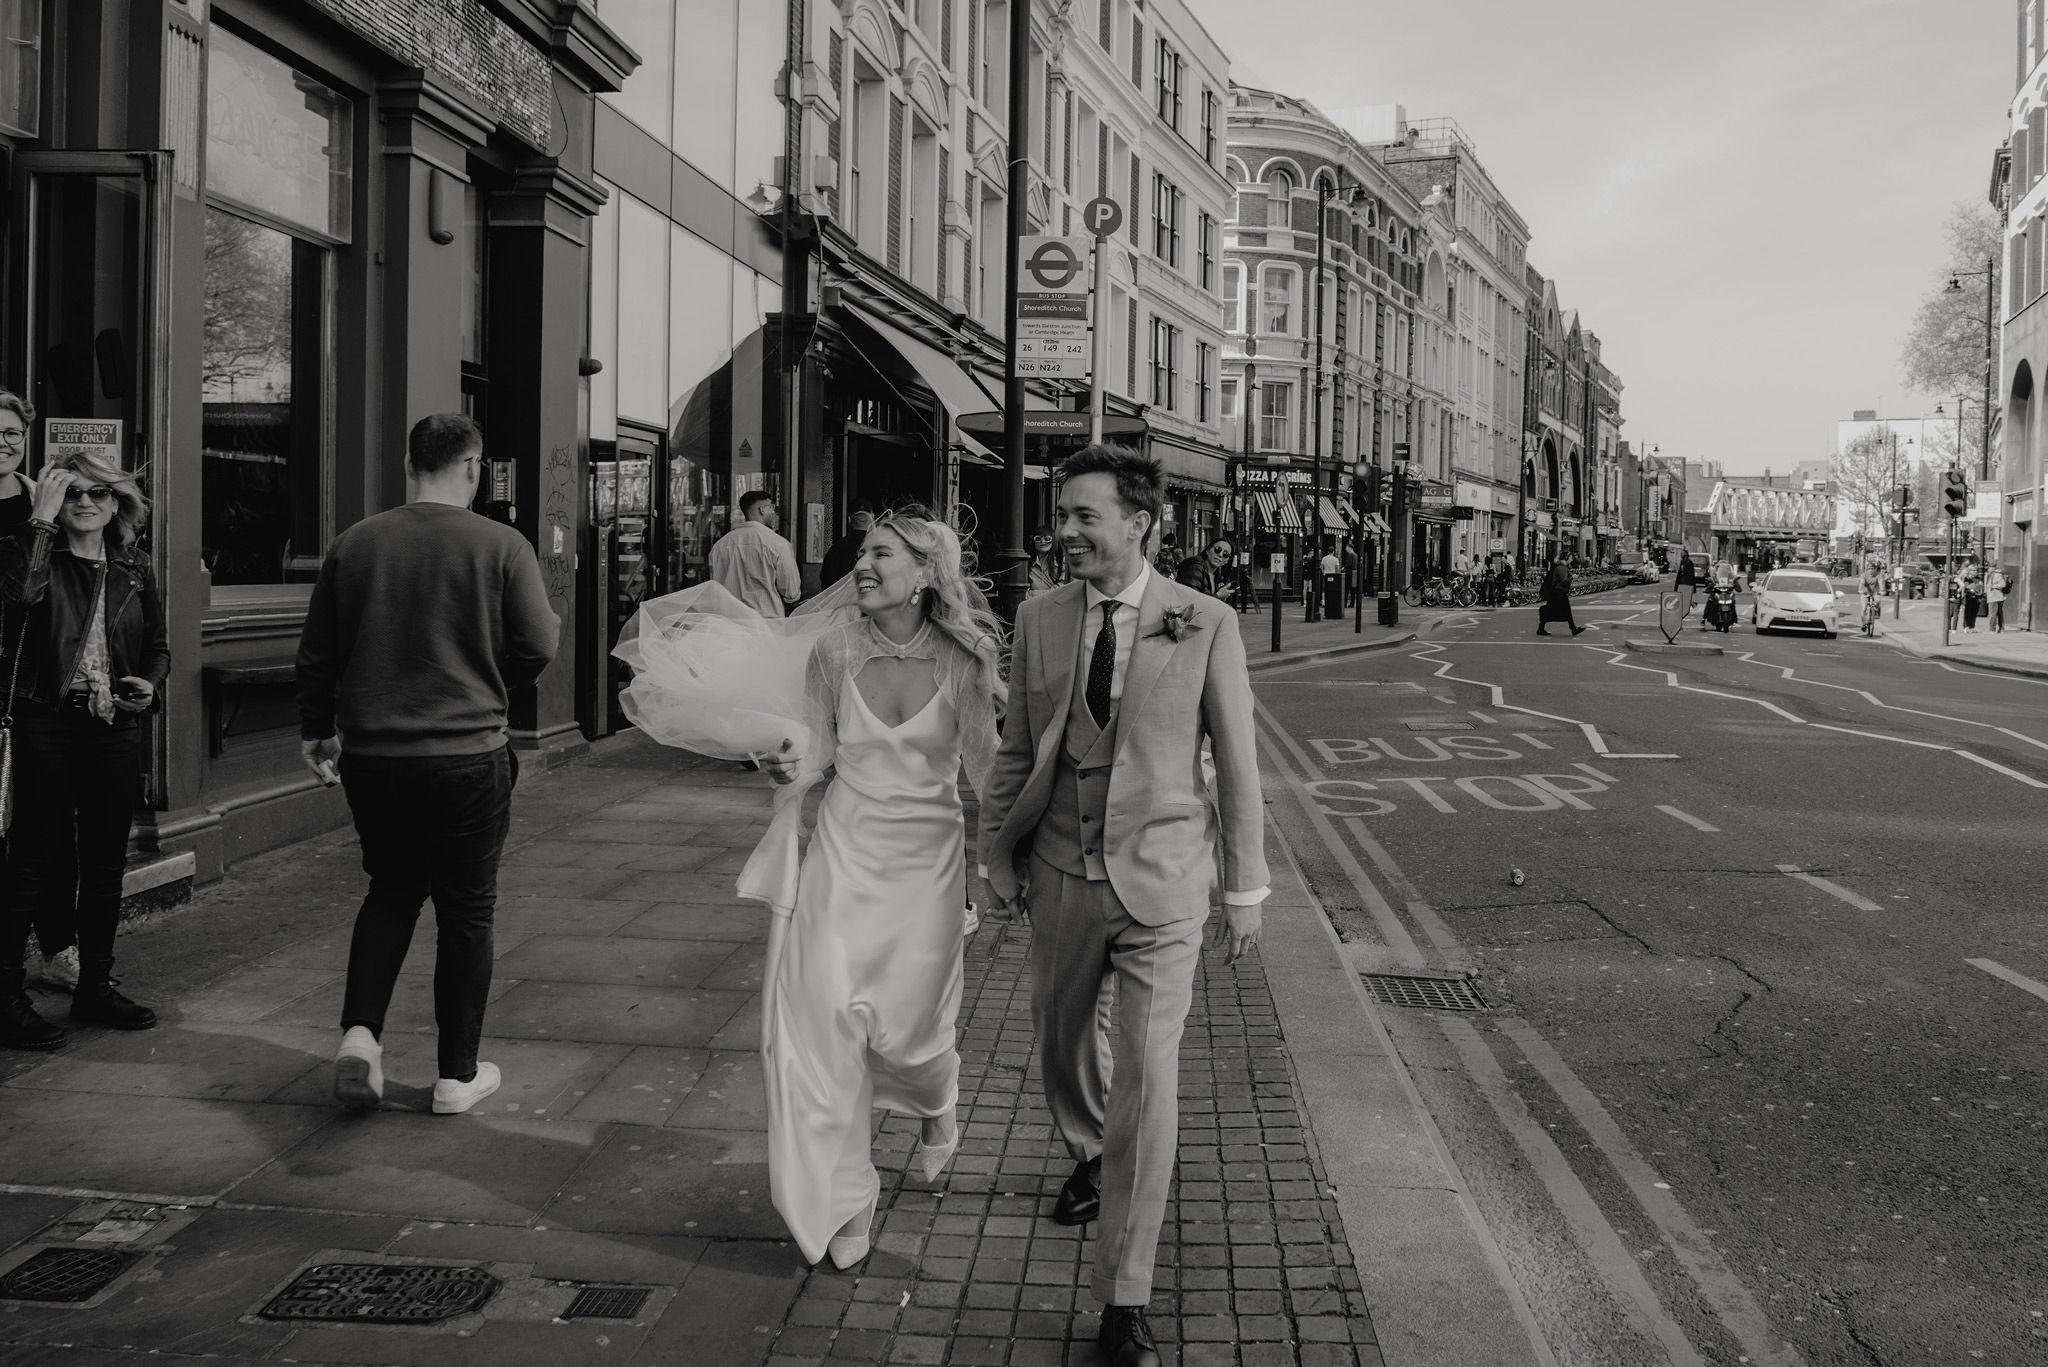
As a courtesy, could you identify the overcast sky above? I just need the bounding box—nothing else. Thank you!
[1190,0,2013,478]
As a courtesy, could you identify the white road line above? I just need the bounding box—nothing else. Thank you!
[1407,644,1680,760]
[1251,700,1425,965]
[1732,650,2048,756]
[1966,958,2048,1005]
[1775,864,1882,912]
[1656,805,1719,833]
[1438,1019,1712,1367]
[1954,749,2048,788]
[1504,1023,1810,1367]
[1935,659,2048,687]
[1598,649,2048,790]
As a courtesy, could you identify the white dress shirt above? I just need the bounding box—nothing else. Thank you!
[1082,561,1151,704]
[1080,561,1264,908]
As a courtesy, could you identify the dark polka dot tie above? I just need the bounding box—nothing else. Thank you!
[1086,600,1117,727]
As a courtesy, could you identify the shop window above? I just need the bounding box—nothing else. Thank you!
[0,3,41,137]
[201,29,349,588]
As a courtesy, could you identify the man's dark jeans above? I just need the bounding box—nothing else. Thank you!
[338,746,516,1080]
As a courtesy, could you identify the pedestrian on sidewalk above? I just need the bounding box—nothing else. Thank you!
[980,445,1268,1367]
[1,454,169,1051]
[0,390,79,997]
[710,491,801,618]
[1174,535,1231,601]
[296,413,560,1115]
[1028,525,1068,597]
[819,507,874,588]
[1536,556,1585,637]
[1988,566,2009,632]
[1962,565,1986,633]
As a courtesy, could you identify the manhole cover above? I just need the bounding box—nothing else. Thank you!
[0,1248,134,1302]
[563,1286,653,1320]
[259,1263,499,1323]
[1363,973,1486,1011]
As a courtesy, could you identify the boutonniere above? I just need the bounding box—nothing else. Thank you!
[1148,605,1203,643]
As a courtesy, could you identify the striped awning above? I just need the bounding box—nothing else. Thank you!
[1250,489,1304,533]
[1361,513,1391,536]
[1317,496,1354,533]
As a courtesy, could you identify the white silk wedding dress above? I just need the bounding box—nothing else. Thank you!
[757,618,997,1264]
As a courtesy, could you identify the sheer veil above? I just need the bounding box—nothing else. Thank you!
[612,530,1001,917]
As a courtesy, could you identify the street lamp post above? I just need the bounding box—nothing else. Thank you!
[1310,175,1362,623]
[1947,260,1997,565]
[996,0,1033,622]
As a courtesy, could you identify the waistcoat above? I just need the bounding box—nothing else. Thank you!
[1037,613,1118,881]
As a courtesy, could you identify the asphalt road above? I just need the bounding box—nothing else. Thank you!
[1253,581,2048,1367]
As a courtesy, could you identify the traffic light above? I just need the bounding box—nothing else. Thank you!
[1896,484,1912,510]
[1941,468,1969,520]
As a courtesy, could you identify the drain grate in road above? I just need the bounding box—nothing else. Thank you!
[0,1248,135,1302]
[562,1286,653,1320]
[259,1263,499,1324]
[1363,973,1486,1011]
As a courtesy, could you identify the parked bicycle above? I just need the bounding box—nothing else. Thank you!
[1403,574,1479,608]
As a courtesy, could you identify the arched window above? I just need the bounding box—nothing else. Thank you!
[1265,167,1294,228]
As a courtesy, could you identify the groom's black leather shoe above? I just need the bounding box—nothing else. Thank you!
[1097,1304,1160,1367]
[1052,1155,1101,1225]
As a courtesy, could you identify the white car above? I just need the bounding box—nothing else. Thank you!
[1753,569,1841,637]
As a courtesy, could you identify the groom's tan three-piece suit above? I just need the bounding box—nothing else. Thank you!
[980,563,1268,1306]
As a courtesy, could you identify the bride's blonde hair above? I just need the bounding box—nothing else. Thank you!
[871,507,1007,704]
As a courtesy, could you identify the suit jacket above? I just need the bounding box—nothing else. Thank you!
[978,571,1268,925]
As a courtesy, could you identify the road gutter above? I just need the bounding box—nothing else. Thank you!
[1257,806,1560,1367]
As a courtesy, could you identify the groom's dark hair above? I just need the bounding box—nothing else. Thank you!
[1059,444,1163,549]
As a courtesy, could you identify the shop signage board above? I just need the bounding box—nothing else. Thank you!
[1015,235,1092,379]
[45,419,122,464]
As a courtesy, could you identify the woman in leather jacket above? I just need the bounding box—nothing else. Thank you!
[1,453,169,1050]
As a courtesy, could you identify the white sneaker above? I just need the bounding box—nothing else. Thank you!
[432,1061,501,1115]
[333,1027,384,1109]
[38,947,80,992]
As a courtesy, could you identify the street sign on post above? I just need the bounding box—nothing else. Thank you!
[1079,201,1121,444]
[1015,235,1092,380]
[1082,196,1123,239]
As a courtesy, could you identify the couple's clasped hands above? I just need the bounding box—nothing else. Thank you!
[981,878,1263,964]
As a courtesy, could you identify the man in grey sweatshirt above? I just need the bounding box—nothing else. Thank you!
[296,413,560,1115]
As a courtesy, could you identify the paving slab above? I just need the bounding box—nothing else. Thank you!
[562,1045,712,1126]
[0,1092,329,1195]
[492,933,742,988]
[484,979,754,1048]
[225,1112,607,1223]
[542,1124,781,1238]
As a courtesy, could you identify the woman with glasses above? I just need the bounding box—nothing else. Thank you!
[1026,525,1065,597]
[0,392,82,1000]
[0,452,169,1050]
[1176,535,1236,605]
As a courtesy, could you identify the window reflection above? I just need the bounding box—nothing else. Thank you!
[202,208,328,585]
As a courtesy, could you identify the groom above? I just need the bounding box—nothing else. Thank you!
[980,445,1268,1367]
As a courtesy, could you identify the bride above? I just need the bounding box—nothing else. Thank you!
[618,508,1001,1270]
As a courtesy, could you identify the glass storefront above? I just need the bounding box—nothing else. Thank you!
[200,27,350,587]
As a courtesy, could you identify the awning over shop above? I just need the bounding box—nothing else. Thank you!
[1250,489,1305,533]
[1316,496,1354,533]
[840,306,1038,459]
[1360,513,1391,536]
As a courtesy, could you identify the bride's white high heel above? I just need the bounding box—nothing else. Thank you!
[826,1190,877,1270]
[914,1111,960,1183]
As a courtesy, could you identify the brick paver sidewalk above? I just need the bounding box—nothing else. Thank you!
[0,735,1381,1366]
[769,921,1380,1366]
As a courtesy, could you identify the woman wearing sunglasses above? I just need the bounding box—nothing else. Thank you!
[0,452,168,1050]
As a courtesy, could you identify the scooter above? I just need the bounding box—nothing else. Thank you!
[1702,581,1737,632]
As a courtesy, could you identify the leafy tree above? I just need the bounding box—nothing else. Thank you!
[1832,428,1920,549]
[1899,201,2002,473]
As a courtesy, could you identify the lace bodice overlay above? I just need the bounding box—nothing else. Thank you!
[804,617,999,804]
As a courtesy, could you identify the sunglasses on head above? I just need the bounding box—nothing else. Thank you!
[65,484,116,504]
